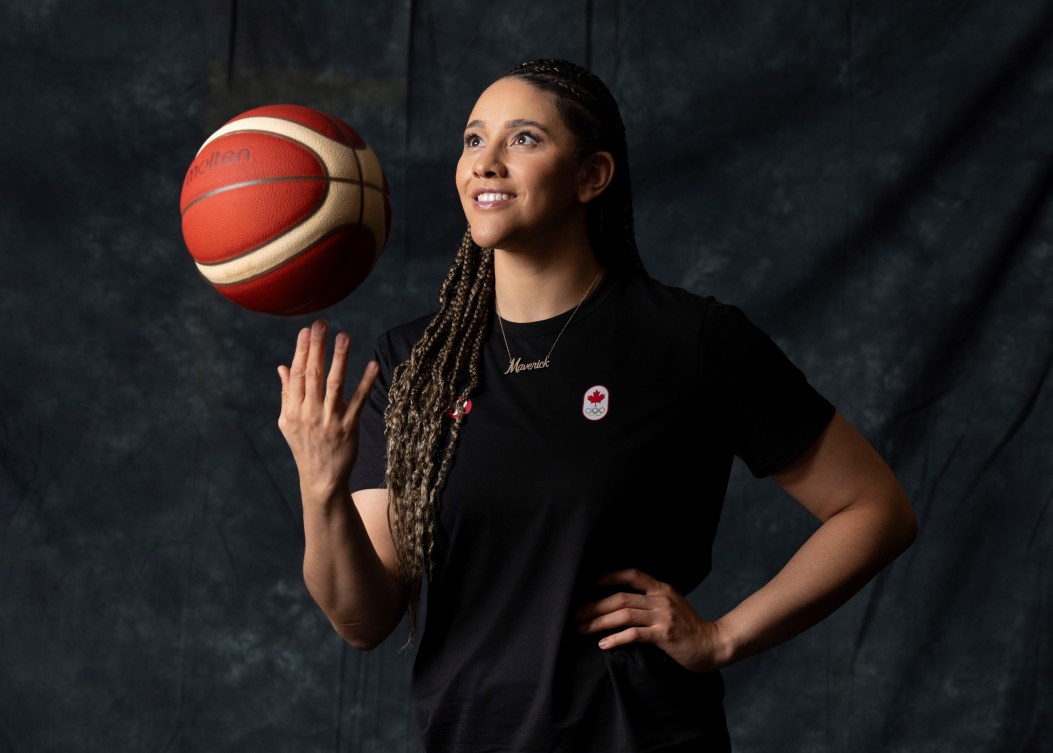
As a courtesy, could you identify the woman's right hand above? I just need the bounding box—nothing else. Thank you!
[276,319,379,496]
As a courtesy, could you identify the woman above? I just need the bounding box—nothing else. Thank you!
[277,59,917,753]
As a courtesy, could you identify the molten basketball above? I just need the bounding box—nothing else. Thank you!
[179,104,391,315]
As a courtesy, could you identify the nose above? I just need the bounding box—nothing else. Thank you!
[473,145,507,178]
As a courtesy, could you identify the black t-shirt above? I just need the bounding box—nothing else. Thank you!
[350,271,836,753]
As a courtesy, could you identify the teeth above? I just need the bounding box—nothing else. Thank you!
[477,192,512,202]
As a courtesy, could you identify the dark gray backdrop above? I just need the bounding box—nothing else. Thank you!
[1,1,1050,751]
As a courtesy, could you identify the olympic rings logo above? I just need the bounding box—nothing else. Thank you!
[582,384,609,422]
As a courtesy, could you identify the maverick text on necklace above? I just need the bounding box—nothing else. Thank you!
[495,271,601,375]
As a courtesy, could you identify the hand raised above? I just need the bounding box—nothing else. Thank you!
[575,568,732,672]
[276,319,379,495]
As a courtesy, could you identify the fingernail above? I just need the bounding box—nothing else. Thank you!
[598,639,610,649]
[312,320,325,334]
[298,328,310,342]
[335,333,348,348]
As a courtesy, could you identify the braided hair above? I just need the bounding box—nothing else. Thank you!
[383,59,646,654]
[500,59,645,276]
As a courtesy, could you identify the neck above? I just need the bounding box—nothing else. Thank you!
[493,245,604,323]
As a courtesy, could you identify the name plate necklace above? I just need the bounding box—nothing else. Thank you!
[495,270,601,375]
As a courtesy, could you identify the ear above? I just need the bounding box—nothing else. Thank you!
[576,151,615,204]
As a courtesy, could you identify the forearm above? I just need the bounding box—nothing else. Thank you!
[715,492,917,665]
[301,483,404,650]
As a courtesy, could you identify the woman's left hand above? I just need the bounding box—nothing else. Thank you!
[575,568,731,673]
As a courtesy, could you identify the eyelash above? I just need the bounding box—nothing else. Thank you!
[463,130,542,148]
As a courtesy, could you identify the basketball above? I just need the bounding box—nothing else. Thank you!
[179,104,391,315]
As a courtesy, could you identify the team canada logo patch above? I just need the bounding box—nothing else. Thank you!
[582,385,609,421]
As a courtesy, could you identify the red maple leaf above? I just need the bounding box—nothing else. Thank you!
[587,389,606,404]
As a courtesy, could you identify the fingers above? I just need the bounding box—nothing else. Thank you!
[577,595,652,650]
[580,610,650,636]
[595,626,646,650]
[572,569,716,668]
[576,591,649,625]
[575,569,669,637]
[577,570,659,619]
[595,568,663,593]
[343,360,380,430]
[280,323,373,419]
[287,326,311,403]
[323,332,350,414]
[303,320,328,407]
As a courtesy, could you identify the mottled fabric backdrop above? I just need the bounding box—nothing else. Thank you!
[1,1,1050,751]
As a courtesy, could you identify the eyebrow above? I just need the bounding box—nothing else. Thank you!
[464,118,552,134]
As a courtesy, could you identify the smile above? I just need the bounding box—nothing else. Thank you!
[475,192,514,202]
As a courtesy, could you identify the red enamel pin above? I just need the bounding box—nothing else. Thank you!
[447,395,473,419]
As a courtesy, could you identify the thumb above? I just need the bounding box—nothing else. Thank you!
[277,365,290,397]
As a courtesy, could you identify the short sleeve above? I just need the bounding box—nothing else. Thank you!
[348,332,393,492]
[699,300,836,478]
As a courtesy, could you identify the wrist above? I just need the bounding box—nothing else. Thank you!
[299,477,349,507]
[711,615,745,668]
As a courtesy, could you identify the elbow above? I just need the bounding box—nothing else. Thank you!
[332,608,404,651]
[343,634,379,652]
[902,507,919,552]
[333,621,381,651]
[888,489,919,557]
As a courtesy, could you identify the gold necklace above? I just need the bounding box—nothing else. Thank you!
[495,271,601,375]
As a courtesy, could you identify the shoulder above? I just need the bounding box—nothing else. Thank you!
[618,272,713,308]
[695,295,779,373]
[614,273,718,322]
[616,275,779,375]
[618,274,759,336]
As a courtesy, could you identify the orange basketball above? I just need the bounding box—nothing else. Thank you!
[179,105,391,315]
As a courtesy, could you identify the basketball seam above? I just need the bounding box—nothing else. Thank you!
[191,123,348,271]
[277,110,370,314]
[317,110,386,263]
[196,173,331,271]
[338,111,369,269]
[183,125,383,268]
[180,175,385,217]
[194,121,381,190]
[193,179,386,283]
[185,128,332,268]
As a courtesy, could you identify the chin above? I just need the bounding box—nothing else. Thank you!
[468,225,511,251]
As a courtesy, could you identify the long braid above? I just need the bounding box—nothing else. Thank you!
[502,59,646,277]
[385,228,493,654]
[383,59,643,655]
